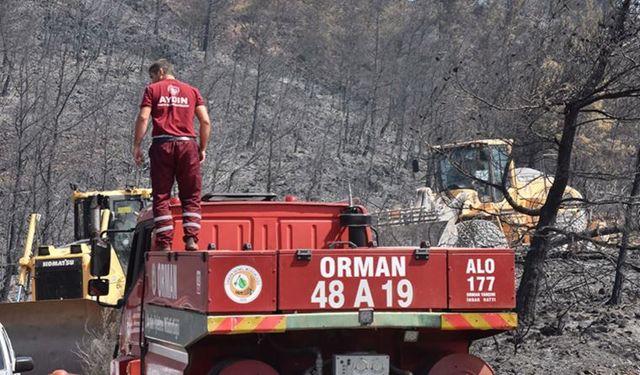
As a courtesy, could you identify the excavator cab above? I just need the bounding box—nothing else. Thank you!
[376,138,586,249]
[434,141,511,203]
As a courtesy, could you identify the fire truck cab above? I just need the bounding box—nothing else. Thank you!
[90,193,516,375]
[0,322,33,375]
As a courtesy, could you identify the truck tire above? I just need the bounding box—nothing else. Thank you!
[428,353,495,374]
[208,359,279,375]
[454,220,508,248]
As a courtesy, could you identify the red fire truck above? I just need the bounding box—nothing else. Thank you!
[89,193,517,375]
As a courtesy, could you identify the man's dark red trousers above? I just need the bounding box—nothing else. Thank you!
[149,139,201,248]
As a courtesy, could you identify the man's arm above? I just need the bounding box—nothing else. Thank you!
[195,105,211,162]
[133,106,151,166]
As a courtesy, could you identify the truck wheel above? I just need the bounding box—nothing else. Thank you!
[454,220,508,248]
[428,353,495,375]
[208,359,279,375]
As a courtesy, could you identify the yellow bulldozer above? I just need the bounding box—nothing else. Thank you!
[374,139,587,248]
[0,187,151,374]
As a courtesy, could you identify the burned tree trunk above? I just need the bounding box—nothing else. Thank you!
[516,106,580,322]
[608,147,640,305]
[516,0,634,323]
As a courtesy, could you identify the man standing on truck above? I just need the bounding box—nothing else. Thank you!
[133,58,211,251]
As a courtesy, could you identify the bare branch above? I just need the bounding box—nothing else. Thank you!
[578,108,640,122]
[454,72,545,112]
[591,63,640,94]
[582,87,640,105]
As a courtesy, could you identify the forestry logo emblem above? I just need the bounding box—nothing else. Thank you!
[224,265,262,304]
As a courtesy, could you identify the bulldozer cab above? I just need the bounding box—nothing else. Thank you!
[433,141,512,203]
[2,188,151,374]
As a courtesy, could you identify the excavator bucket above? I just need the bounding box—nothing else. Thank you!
[372,188,471,248]
[374,206,449,247]
[0,299,108,374]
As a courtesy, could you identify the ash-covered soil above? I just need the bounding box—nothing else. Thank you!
[472,245,640,375]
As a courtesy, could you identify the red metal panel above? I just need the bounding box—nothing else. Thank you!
[204,220,252,250]
[127,359,141,375]
[172,219,283,251]
[119,280,144,360]
[144,351,186,374]
[146,251,277,313]
[278,219,347,249]
[207,251,277,313]
[147,253,208,311]
[110,356,136,375]
[165,201,365,251]
[447,249,515,310]
[278,248,447,311]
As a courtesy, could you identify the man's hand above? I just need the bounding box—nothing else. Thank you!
[195,105,211,164]
[133,106,151,166]
[133,145,144,166]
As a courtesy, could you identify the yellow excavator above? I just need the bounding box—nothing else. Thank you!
[0,188,151,374]
[374,139,587,247]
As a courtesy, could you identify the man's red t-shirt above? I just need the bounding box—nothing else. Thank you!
[140,79,205,137]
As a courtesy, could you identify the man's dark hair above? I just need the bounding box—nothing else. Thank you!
[148,59,174,75]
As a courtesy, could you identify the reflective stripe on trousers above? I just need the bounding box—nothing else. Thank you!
[149,140,202,247]
[182,211,201,234]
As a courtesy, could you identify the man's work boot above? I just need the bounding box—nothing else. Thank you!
[185,237,198,251]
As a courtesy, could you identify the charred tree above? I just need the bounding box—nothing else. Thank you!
[607,147,640,305]
[516,0,637,323]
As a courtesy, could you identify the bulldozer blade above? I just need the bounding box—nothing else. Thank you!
[376,220,449,247]
[0,299,107,374]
